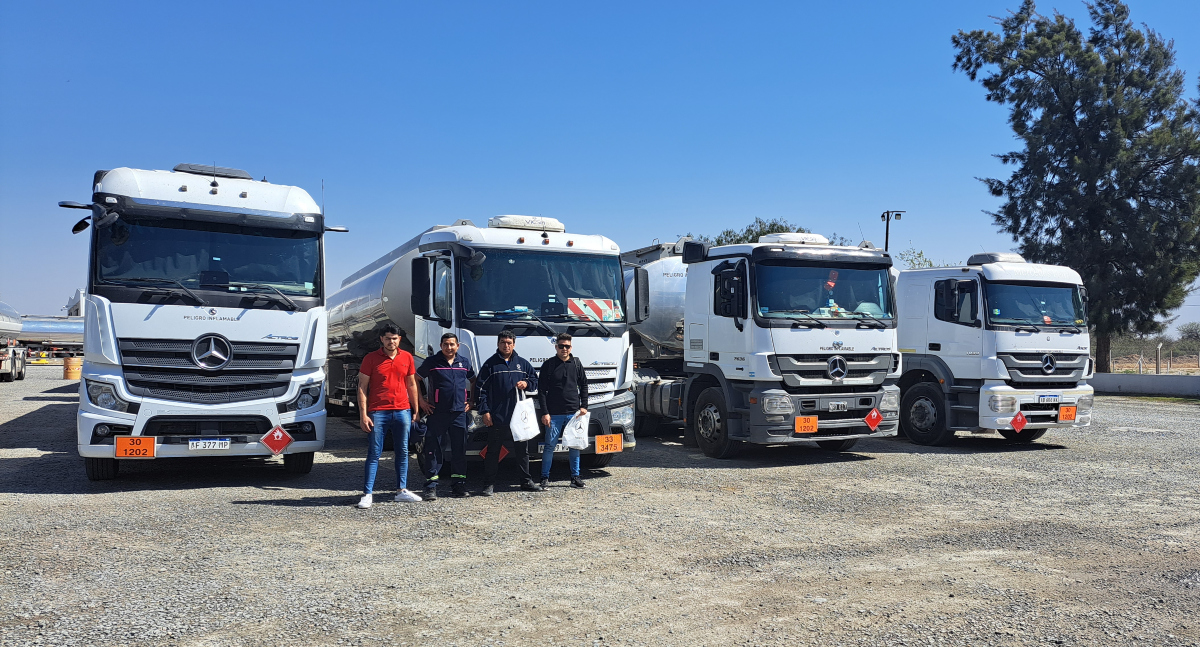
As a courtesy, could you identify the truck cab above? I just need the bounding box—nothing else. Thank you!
[896,252,1094,445]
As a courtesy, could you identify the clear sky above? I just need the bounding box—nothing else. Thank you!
[2,0,1198,331]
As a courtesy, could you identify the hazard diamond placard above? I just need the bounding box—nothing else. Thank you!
[1011,412,1028,433]
[864,408,883,431]
[261,426,294,455]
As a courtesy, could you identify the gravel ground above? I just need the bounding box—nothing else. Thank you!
[1,365,1198,646]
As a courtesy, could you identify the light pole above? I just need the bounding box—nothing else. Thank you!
[880,210,905,251]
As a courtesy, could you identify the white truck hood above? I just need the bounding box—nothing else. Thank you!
[769,325,898,356]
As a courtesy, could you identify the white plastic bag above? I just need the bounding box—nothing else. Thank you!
[563,411,590,450]
[509,390,539,442]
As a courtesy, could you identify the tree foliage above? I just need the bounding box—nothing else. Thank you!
[952,0,1200,371]
[689,217,855,247]
[896,244,958,269]
[1179,321,1200,342]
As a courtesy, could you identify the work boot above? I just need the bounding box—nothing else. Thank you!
[539,477,550,489]
[423,481,438,501]
[570,476,585,489]
[451,481,469,498]
[520,479,543,492]
[480,484,494,497]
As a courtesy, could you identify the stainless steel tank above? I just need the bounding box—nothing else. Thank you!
[326,232,423,359]
[622,239,688,355]
[17,316,85,345]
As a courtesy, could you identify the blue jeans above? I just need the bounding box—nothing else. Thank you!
[364,409,412,494]
[541,414,581,478]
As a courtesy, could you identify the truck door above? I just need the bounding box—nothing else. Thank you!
[708,259,749,373]
[416,256,455,358]
[927,278,982,380]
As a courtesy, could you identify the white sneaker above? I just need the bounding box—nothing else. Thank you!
[356,493,373,509]
[394,489,423,503]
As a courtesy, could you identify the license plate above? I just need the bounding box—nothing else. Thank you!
[115,436,156,459]
[595,433,623,454]
[538,443,568,453]
[188,438,231,450]
[828,401,847,412]
[1038,395,1061,404]
[794,416,819,434]
[1058,406,1077,422]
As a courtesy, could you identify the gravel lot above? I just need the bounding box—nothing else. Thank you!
[1,365,1198,646]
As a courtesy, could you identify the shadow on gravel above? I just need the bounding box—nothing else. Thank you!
[42,382,81,394]
[627,427,876,469]
[22,395,79,402]
[858,435,1068,454]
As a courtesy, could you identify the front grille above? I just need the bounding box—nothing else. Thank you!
[997,352,1087,385]
[144,416,272,436]
[119,338,297,404]
[773,353,896,388]
[1007,353,1085,363]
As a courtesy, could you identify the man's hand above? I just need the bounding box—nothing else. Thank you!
[464,400,472,412]
[516,380,528,390]
[359,415,373,433]
[541,414,551,428]
[577,408,588,417]
[482,412,493,427]
[419,398,433,413]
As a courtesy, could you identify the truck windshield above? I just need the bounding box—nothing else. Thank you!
[756,263,894,320]
[93,218,321,297]
[984,282,1086,327]
[460,249,625,322]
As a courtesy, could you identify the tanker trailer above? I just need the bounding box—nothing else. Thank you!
[623,234,901,458]
[327,215,649,468]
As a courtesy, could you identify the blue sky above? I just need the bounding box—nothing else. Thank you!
[2,0,1198,331]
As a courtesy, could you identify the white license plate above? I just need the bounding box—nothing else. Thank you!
[189,438,231,450]
[537,443,569,453]
[1037,395,1061,404]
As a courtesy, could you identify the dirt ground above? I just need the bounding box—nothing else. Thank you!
[1,366,1197,646]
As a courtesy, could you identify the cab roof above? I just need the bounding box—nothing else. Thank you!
[94,166,320,216]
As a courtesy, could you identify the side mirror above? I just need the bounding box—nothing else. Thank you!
[411,257,431,318]
[682,240,709,264]
[71,218,91,234]
[632,266,650,324]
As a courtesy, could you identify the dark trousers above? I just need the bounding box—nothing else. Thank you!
[424,410,468,483]
[483,422,531,485]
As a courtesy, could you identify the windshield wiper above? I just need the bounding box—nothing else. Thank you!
[108,277,207,306]
[851,312,888,329]
[557,312,614,337]
[489,310,555,336]
[230,283,299,311]
[1012,325,1040,333]
[1057,325,1082,334]
[764,309,827,329]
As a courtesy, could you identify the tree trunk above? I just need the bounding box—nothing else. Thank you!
[1094,332,1111,373]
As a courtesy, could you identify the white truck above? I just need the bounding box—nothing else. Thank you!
[61,164,339,480]
[895,252,1094,445]
[0,301,28,382]
[325,215,638,468]
[624,234,902,458]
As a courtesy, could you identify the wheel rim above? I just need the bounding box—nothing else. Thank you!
[908,397,938,432]
[696,403,722,442]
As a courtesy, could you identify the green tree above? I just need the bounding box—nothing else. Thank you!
[953,0,1200,371]
[689,218,856,246]
[896,243,959,269]
[1179,321,1200,342]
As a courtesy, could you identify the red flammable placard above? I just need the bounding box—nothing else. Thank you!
[1011,412,1028,433]
[261,426,294,455]
[864,408,882,431]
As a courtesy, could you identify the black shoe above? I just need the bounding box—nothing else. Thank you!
[451,481,469,498]
[539,477,549,489]
[520,480,543,492]
[480,484,494,497]
[424,483,438,500]
[570,476,585,488]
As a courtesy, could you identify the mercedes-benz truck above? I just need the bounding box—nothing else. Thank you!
[326,215,640,469]
[624,234,901,458]
[62,164,338,480]
[895,252,1094,445]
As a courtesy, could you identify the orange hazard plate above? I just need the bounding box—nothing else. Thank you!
[115,435,156,459]
[595,433,623,454]
[1058,406,1077,422]
[794,416,819,434]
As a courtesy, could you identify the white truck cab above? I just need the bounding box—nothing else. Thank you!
[896,252,1094,445]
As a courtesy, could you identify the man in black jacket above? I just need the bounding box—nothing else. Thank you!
[537,332,589,488]
[476,330,542,496]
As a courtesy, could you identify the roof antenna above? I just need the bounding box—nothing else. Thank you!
[857,223,865,243]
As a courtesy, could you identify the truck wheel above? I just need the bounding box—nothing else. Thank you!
[900,383,955,446]
[84,457,119,481]
[283,452,315,474]
[634,415,660,437]
[16,361,25,380]
[0,369,12,383]
[694,387,741,459]
[998,428,1047,443]
[326,401,349,417]
[816,439,858,452]
[581,453,614,469]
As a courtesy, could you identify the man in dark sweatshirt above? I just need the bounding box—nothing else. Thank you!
[537,332,589,488]
[476,330,541,496]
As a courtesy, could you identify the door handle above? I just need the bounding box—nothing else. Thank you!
[928,343,941,351]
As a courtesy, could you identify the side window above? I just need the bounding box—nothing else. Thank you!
[956,283,977,324]
[433,259,453,322]
[712,265,746,318]
[934,279,977,324]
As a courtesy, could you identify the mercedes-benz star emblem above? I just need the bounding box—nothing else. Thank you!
[1041,353,1057,374]
[191,334,233,370]
[827,355,848,380]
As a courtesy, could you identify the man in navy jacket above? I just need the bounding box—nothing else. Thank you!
[476,330,541,496]
[417,333,475,499]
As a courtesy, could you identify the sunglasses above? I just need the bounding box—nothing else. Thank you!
[557,344,572,349]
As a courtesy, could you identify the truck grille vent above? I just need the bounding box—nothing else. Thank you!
[118,338,297,404]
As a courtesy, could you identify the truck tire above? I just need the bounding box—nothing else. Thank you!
[84,457,119,481]
[816,439,859,452]
[634,414,660,437]
[15,361,25,380]
[581,453,614,469]
[900,383,955,446]
[0,368,12,383]
[997,428,1047,443]
[694,387,741,459]
[326,401,349,417]
[283,452,315,474]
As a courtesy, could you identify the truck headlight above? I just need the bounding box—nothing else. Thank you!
[610,405,634,427]
[880,391,900,411]
[761,396,794,415]
[281,383,323,412]
[988,395,1018,413]
[1075,394,1094,411]
[85,380,129,413]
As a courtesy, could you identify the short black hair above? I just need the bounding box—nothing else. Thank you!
[497,329,516,342]
[379,325,401,337]
[440,332,459,343]
[555,332,572,343]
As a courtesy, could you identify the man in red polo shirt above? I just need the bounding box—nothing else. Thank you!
[355,325,422,509]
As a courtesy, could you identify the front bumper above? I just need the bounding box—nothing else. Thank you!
[745,384,900,444]
[977,383,1094,431]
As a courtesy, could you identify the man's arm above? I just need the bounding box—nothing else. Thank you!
[538,363,551,427]
[405,373,420,417]
[476,361,493,426]
[577,359,589,415]
[465,378,475,412]
[357,373,373,433]
[521,357,537,392]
